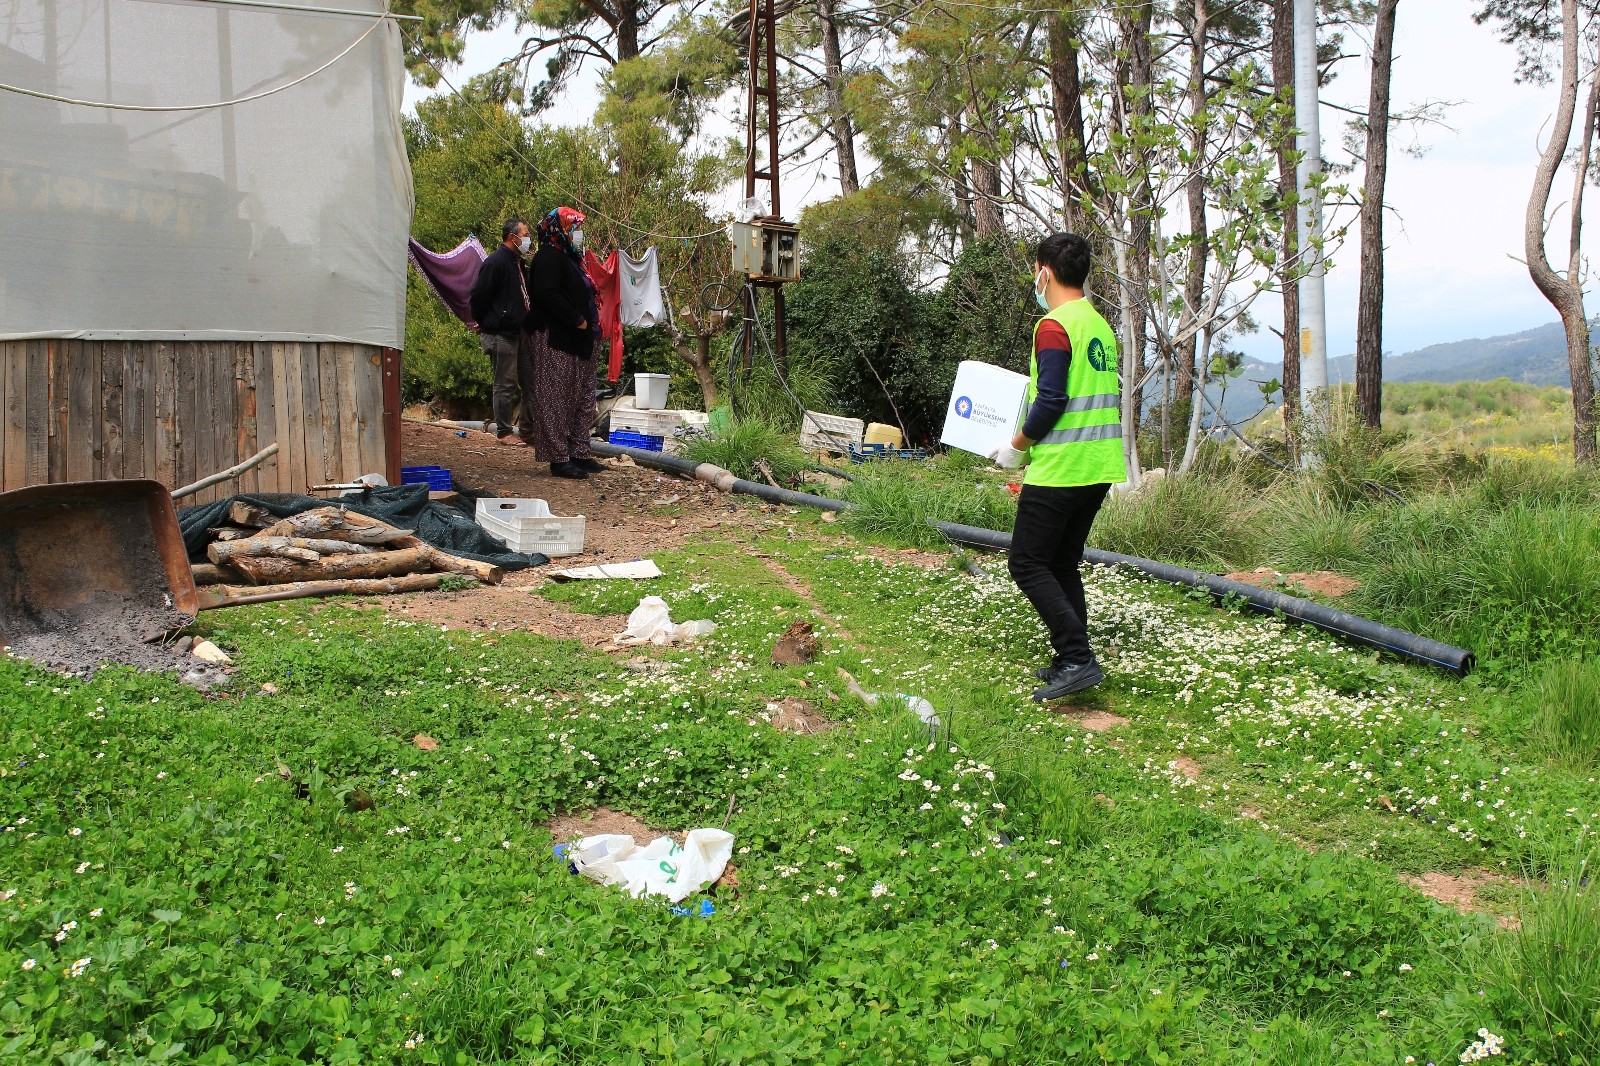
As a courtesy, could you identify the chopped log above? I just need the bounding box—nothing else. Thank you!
[191,563,228,587]
[228,501,275,528]
[226,547,432,585]
[199,572,448,609]
[259,507,412,544]
[210,527,257,542]
[207,536,378,566]
[390,536,503,585]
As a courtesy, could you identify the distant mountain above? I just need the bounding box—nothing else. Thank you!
[1202,320,1580,424]
[1327,320,1579,387]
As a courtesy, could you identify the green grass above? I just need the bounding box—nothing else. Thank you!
[1527,658,1600,768]
[6,519,1600,1063]
[836,452,1017,549]
[679,418,810,484]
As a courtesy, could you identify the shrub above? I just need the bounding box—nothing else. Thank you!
[401,274,493,415]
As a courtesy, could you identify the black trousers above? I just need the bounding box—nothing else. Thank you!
[1008,482,1112,667]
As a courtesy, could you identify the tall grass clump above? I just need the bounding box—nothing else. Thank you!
[1088,469,1262,570]
[1302,390,1456,506]
[681,419,810,484]
[1486,844,1600,1065]
[1257,480,1371,571]
[839,455,1017,548]
[1349,497,1600,672]
[1527,658,1600,767]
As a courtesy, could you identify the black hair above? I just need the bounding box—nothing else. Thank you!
[1035,232,1090,289]
[502,218,526,242]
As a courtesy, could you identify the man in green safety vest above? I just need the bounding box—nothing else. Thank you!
[986,233,1127,700]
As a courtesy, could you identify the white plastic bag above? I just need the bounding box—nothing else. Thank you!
[613,596,717,646]
[572,828,735,903]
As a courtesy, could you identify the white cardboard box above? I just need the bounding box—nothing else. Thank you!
[939,360,1030,456]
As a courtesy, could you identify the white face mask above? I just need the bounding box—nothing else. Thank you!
[518,235,531,255]
[571,227,585,252]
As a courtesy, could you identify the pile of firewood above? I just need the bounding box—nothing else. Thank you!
[192,503,501,607]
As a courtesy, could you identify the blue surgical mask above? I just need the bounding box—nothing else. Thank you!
[1034,269,1050,311]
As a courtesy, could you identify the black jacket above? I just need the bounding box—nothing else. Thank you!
[527,244,599,357]
[468,246,529,337]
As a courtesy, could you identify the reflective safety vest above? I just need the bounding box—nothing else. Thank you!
[1023,297,1128,488]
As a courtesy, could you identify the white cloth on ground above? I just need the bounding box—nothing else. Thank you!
[618,247,666,327]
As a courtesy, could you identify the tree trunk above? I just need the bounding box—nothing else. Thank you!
[616,0,640,61]
[1123,1,1155,444]
[1272,0,1301,444]
[972,154,1004,238]
[680,333,720,412]
[1047,9,1092,229]
[816,0,859,195]
[1355,0,1398,430]
[1523,0,1599,463]
[1175,0,1210,415]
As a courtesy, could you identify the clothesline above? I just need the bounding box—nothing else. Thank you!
[408,235,667,385]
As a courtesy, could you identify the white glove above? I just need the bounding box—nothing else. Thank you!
[986,443,1028,470]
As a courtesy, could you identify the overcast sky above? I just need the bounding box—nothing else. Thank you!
[406,0,1583,361]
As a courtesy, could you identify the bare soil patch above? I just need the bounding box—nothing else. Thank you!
[547,806,673,844]
[1405,870,1519,928]
[380,576,630,648]
[764,697,838,735]
[1170,755,1203,782]
[1225,567,1361,599]
[1050,703,1130,732]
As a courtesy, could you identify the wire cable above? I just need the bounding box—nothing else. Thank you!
[0,11,385,112]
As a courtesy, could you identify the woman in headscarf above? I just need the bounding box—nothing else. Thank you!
[526,206,603,480]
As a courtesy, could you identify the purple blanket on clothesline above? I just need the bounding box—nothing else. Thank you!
[408,235,488,329]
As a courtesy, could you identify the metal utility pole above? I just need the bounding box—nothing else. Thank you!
[1293,0,1329,415]
[742,0,788,371]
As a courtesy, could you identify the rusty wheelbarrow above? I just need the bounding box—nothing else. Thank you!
[0,479,200,668]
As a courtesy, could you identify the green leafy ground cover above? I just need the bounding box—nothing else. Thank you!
[4,512,1599,1064]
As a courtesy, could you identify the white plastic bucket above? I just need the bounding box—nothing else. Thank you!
[634,373,670,410]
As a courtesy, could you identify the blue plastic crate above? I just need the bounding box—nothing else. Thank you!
[608,430,665,452]
[401,465,453,491]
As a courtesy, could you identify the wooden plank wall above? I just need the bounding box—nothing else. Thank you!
[0,340,393,504]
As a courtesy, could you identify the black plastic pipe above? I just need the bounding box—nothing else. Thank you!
[588,439,1474,676]
[931,519,1475,676]
[591,440,853,511]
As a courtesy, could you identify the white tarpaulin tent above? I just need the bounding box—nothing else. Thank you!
[0,0,413,346]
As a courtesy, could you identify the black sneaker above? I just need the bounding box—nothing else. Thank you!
[550,461,589,480]
[1034,662,1064,683]
[571,456,607,474]
[1031,660,1105,701]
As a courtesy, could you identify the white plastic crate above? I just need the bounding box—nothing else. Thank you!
[610,408,688,437]
[800,411,864,454]
[474,498,587,557]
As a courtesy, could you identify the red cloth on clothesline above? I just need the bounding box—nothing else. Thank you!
[583,249,623,382]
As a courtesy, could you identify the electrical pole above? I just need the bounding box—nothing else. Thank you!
[743,0,788,371]
[1293,0,1328,417]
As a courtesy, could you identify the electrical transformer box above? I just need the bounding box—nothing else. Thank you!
[729,220,801,282]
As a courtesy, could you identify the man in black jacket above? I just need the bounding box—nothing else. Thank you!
[469,219,537,447]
